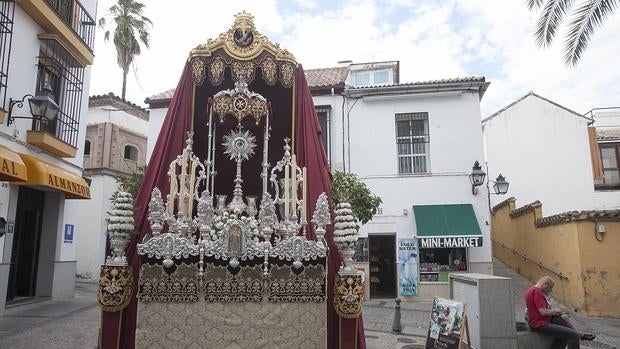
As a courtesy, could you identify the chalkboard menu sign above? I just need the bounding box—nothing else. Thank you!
[425,297,471,349]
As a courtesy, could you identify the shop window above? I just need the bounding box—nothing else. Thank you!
[419,247,467,282]
[83,140,90,155]
[396,113,430,174]
[353,237,368,262]
[124,145,138,161]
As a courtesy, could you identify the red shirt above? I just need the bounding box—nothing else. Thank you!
[525,286,551,328]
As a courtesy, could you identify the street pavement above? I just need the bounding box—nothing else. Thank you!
[0,282,99,349]
[0,259,618,348]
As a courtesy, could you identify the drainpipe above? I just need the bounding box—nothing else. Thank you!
[340,93,346,173]
[341,93,362,173]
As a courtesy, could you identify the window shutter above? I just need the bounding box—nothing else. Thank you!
[588,127,604,180]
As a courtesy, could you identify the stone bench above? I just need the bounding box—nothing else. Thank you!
[516,322,554,349]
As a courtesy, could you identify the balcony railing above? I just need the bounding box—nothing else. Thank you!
[31,109,80,148]
[45,0,95,51]
[31,37,85,150]
[0,0,16,111]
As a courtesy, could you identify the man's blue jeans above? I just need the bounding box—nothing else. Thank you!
[532,315,580,349]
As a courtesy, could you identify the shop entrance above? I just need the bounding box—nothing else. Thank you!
[6,187,45,303]
[369,234,396,299]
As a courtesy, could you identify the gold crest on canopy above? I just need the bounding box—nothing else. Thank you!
[189,11,297,88]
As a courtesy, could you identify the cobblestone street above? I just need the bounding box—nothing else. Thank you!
[1,260,619,349]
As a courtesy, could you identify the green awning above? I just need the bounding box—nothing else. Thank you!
[413,204,483,248]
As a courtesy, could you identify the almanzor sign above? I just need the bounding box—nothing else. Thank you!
[47,174,90,197]
[419,236,483,248]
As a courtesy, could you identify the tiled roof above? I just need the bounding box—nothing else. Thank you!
[597,128,620,141]
[510,200,542,218]
[304,67,349,89]
[536,210,620,227]
[352,76,485,89]
[492,197,620,227]
[145,88,175,103]
[144,75,487,105]
[89,92,148,120]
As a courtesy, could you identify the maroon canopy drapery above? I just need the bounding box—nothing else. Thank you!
[104,63,366,349]
[295,65,366,349]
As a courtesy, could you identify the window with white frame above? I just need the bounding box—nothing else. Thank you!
[352,69,391,87]
[396,112,430,174]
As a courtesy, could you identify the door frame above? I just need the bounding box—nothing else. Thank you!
[6,187,45,302]
[368,233,397,299]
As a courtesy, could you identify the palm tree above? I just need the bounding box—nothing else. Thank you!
[98,0,152,99]
[527,0,618,66]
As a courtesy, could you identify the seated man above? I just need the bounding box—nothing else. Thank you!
[525,276,595,349]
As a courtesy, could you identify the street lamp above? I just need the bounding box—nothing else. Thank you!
[469,161,486,194]
[492,174,509,195]
[6,82,60,126]
[469,161,510,213]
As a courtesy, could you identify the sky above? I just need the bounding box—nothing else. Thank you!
[89,0,620,117]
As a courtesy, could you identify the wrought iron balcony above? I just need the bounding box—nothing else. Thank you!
[27,110,79,157]
[45,0,95,51]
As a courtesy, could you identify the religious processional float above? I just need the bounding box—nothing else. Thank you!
[95,12,366,349]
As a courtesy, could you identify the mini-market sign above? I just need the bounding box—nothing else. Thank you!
[419,236,483,248]
[413,204,484,249]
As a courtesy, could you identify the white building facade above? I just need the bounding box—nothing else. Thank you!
[66,94,148,280]
[0,0,97,314]
[309,62,493,300]
[482,92,620,216]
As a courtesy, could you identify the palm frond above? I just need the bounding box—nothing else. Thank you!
[138,29,150,48]
[141,16,153,25]
[527,0,547,10]
[99,0,152,93]
[535,0,574,47]
[564,0,618,65]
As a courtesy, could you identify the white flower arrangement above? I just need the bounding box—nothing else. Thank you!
[206,210,260,242]
[106,190,135,266]
[333,202,359,249]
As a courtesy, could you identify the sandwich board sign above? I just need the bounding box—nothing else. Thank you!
[425,297,471,349]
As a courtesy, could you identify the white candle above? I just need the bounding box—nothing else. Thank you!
[284,165,290,220]
[168,164,176,215]
[211,127,216,196]
[187,161,197,215]
[179,156,188,214]
[302,167,307,221]
[291,155,298,218]
[206,104,214,194]
[262,110,269,194]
